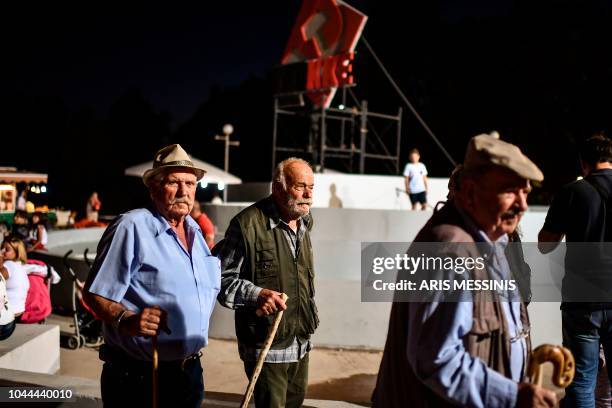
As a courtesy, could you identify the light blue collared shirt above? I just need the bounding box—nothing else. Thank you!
[403,205,522,408]
[406,301,519,408]
[478,232,527,382]
[88,208,221,361]
[460,208,527,383]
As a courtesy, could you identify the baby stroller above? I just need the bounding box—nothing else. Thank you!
[61,249,103,349]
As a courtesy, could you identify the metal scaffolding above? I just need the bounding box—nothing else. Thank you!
[271,95,403,175]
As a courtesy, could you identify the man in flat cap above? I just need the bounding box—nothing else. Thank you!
[84,144,221,407]
[372,133,556,407]
[539,134,612,407]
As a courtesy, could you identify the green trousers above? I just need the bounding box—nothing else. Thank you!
[243,353,309,408]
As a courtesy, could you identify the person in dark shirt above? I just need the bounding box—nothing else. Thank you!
[539,134,612,407]
[11,211,29,242]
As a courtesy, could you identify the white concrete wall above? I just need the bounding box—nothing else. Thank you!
[312,173,449,210]
[207,204,562,350]
[43,198,562,350]
[224,174,450,210]
[45,228,105,258]
[516,210,563,348]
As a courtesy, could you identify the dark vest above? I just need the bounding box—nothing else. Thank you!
[233,197,319,349]
[372,202,532,407]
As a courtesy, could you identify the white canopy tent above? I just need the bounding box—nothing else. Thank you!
[124,158,242,186]
[0,167,48,184]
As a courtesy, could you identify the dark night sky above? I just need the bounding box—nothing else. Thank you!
[3,3,302,125]
[2,1,612,214]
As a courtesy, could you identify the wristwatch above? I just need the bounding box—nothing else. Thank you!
[112,309,128,331]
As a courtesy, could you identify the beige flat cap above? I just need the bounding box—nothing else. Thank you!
[464,133,544,182]
[143,144,206,186]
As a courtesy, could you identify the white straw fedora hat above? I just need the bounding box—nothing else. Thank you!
[143,144,206,186]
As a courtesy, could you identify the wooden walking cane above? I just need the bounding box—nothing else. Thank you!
[240,293,289,408]
[152,335,159,408]
[527,344,575,388]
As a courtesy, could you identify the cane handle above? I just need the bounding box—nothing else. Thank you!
[527,344,575,388]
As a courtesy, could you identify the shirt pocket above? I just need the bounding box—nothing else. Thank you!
[255,248,277,279]
[466,311,502,366]
[201,255,221,291]
[135,262,160,287]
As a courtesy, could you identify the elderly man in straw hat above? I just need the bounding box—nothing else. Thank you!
[372,134,557,407]
[84,144,221,408]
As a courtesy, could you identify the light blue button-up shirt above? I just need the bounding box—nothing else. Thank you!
[405,301,519,408]
[481,233,527,382]
[88,208,221,361]
[403,206,524,408]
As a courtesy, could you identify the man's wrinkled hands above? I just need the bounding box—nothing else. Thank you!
[121,306,171,337]
[256,289,287,316]
[517,383,557,408]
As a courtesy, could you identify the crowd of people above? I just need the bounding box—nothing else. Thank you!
[76,138,612,408]
[0,207,60,340]
[5,133,612,407]
[3,210,49,252]
[0,232,57,340]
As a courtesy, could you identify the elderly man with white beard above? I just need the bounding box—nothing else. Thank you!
[216,157,319,408]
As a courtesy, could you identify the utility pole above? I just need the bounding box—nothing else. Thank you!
[214,124,240,202]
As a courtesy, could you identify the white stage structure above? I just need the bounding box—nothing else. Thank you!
[312,173,449,210]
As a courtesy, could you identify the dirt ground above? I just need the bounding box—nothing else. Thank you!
[54,304,565,407]
[59,338,382,406]
[59,340,568,406]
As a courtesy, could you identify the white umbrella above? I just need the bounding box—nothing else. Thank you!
[124,157,242,185]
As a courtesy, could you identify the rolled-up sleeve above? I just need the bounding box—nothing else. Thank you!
[87,218,137,303]
[216,220,261,309]
[407,301,518,408]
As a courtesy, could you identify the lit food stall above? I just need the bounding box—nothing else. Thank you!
[0,167,48,223]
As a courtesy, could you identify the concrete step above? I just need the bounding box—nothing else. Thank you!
[0,324,60,374]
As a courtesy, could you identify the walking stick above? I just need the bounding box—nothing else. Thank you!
[527,344,575,388]
[152,335,159,408]
[240,293,288,408]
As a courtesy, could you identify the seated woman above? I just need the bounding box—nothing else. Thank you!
[1,237,30,320]
[27,212,48,252]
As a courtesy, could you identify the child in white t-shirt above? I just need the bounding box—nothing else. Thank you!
[403,148,428,210]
